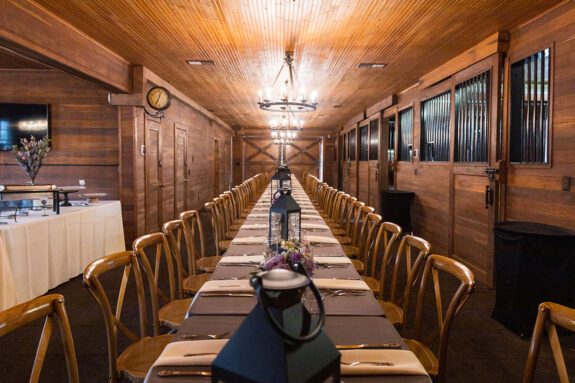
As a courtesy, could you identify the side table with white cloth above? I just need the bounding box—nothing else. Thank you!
[0,201,125,310]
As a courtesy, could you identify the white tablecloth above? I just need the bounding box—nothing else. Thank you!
[0,201,125,310]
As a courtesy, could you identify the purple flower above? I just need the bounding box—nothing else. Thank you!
[264,254,289,271]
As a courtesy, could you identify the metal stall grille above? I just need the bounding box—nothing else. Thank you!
[421,91,451,162]
[369,119,379,160]
[455,71,490,162]
[510,48,550,164]
[398,108,413,161]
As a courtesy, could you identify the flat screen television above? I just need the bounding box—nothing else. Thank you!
[0,103,50,151]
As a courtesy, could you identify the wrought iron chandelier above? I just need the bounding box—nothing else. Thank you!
[257,51,318,113]
[271,115,302,145]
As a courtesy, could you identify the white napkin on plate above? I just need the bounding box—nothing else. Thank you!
[301,209,319,214]
[312,279,370,290]
[313,257,351,264]
[301,223,329,230]
[231,236,266,245]
[219,255,264,264]
[302,214,322,220]
[241,223,268,230]
[251,207,269,212]
[340,349,427,375]
[249,213,269,218]
[153,339,228,367]
[306,235,339,245]
[199,279,253,292]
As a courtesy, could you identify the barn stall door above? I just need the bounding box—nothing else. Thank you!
[284,137,322,181]
[243,136,279,179]
[145,118,162,233]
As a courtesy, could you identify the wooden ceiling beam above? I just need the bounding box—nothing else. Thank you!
[0,0,131,92]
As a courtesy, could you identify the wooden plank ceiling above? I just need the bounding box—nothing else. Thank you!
[31,0,561,133]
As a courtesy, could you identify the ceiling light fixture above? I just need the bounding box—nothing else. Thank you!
[187,60,215,65]
[358,63,387,68]
[270,115,302,145]
[257,51,318,113]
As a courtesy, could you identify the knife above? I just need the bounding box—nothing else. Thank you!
[158,370,212,377]
[336,343,401,349]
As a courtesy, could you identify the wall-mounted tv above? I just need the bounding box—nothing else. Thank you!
[0,103,49,151]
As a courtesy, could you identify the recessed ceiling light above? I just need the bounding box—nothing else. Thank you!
[358,63,387,68]
[187,60,215,65]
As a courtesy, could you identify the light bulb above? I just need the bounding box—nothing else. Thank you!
[258,90,263,103]
[271,131,277,138]
[311,90,317,103]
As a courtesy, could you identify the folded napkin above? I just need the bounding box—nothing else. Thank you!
[153,339,228,367]
[199,279,253,292]
[251,207,270,212]
[340,349,427,375]
[250,213,269,218]
[219,255,264,264]
[301,223,329,230]
[231,236,265,245]
[313,256,352,264]
[306,235,339,245]
[302,209,319,214]
[242,223,268,230]
[312,279,370,290]
[302,214,322,220]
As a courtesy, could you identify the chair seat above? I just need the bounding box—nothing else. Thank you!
[218,240,232,253]
[330,227,344,235]
[183,273,212,294]
[342,245,360,257]
[336,236,352,245]
[197,256,222,272]
[231,223,243,231]
[351,259,364,274]
[117,334,174,382]
[159,298,194,330]
[225,230,238,240]
[361,276,380,295]
[403,338,439,377]
[378,300,403,327]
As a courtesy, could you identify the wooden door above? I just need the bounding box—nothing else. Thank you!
[284,137,321,181]
[145,118,162,233]
[450,62,500,287]
[174,127,187,216]
[357,122,369,203]
[224,140,230,190]
[339,132,346,190]
[348,128,357,197]
[213,138,220,196]
[243,136,278,179]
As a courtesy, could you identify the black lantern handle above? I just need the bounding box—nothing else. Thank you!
[250,266,325,343]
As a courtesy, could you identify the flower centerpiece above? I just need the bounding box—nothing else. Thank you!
[262,239,316,275]
[11,135,51,185]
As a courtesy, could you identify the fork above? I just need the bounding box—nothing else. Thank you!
[181,331,229,339]
[341,361,394,367]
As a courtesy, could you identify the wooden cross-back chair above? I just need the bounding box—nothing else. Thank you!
[218,194,239,238]
[523,302,575,383]
[330,193,350,237]
[83,251,173,383]
[133,232,191,330]
[342,204,373,269]
[360,217,402,297]
[378,234,431,328]
[0,294,79,383]
[205,201,232,253]
[403,254,475,383]
[224,190,245,227]
[231,187,249,219]
[180,209,221,274]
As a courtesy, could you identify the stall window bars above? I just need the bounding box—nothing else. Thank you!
[349,128,356,161]
[421,91,451,162]
[387,118,395,163]
[510,48,550,164]
[359,124,369,161]
[398,108,413,161]
[369,119,379,161]
[455,71,490,162]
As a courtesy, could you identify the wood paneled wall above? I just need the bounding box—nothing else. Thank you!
[503,2,575,229]
[0,69,120,199]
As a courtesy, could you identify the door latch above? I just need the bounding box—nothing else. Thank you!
[485,185,494,209]
[485,168,499,182]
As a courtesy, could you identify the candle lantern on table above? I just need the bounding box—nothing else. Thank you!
[269,189,301,246]
[270,166,292,203]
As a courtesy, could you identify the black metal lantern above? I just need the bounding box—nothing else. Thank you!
[270,166,292,203]
[211,266,341,383]
[269,189,301,244]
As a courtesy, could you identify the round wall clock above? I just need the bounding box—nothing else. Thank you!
[146,86,172,111]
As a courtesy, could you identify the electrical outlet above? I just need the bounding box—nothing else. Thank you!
[79,179,85,186]
[562,176,570,192]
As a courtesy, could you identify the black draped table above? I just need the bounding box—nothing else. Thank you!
[492,221,575,336]
[145,178,431,383]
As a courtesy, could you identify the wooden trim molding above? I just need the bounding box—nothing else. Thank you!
[418,32,510,89]
[0,0,131,92]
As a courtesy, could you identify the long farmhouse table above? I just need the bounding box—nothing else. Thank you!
[145,179,431,383]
